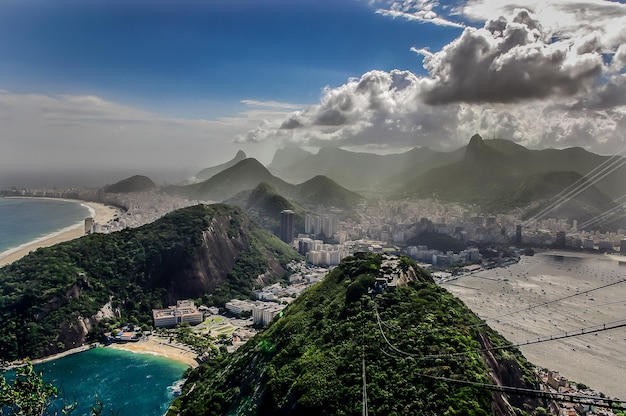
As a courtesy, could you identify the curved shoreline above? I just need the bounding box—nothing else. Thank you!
[6,339,198,370]
[107,338,199,368]
[0,198,122,267]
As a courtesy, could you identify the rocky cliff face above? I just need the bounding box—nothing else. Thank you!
[144,215,250,303]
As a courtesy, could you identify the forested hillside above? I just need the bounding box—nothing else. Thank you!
[0,204,300,361]
[169,253,540,415]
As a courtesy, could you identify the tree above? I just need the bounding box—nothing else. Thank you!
[0,361,70,415]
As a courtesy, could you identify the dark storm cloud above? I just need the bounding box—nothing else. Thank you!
[422,9,603,104]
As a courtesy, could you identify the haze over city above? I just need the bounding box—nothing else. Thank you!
[1,0,625,188]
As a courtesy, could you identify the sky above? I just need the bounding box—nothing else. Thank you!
[1,0,626,186]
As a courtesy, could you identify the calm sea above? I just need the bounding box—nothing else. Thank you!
[1,198,188,415]
[0,197,90,253]
[37,348,187,416]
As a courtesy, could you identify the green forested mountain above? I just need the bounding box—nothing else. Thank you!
[226,182,306,237]
[103,175,156,193]
[166,158,294,202]
[169,158,364,216]
[295,175,363,210]
[0,204,300,361]
[169,253,540,415]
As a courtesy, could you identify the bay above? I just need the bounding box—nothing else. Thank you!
[37,348,187,416]
[0,197,90,253]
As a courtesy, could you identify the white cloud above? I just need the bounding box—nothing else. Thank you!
[410,46,433,57]
[240,99,305,110]
[238,4,626,156]
[376,8,465,28]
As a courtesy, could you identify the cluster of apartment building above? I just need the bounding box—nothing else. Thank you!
[304,213,340,239]
[294,236,350,266]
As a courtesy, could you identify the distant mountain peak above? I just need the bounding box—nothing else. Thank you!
[195,150,249,181]
[103,175,155,193]
[464,133,502,164]
[468,133,484,147]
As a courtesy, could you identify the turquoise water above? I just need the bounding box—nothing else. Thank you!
[37,348,188,416]
[0,197,90,253]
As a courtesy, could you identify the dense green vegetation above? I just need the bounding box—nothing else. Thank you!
[0,204,299,361]
[169,253,538,415]
[227,182,306,238]
[210,223,301,306]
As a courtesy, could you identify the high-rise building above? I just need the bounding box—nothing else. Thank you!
[314,216,322,235]
[280,210,295,243]
[84,217,94,234]
[304,214,313,234]
[621,239,626,254]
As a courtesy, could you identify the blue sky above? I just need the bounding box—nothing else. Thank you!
[1,0,626,185]
[0,0,462,117]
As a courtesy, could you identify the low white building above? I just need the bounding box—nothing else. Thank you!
[152,300,203,328]
[225,299,256,315]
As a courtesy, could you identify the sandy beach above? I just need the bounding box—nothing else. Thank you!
[0,198,121,267]
[443,251,626,400]
[107,337,199,367]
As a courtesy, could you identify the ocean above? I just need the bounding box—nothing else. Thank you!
[37,348,188,416]
[0,198,188,415]
[0,197,91,253]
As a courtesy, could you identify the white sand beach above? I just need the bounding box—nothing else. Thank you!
[0,199,121,267]
[443,251,626,400]
[107,337,199,367]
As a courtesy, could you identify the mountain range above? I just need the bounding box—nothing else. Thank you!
[268,145,461,191]
[170,135,626,228]
[398,135,617,217]
[267,137,626,205]
[167,157,363,213]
